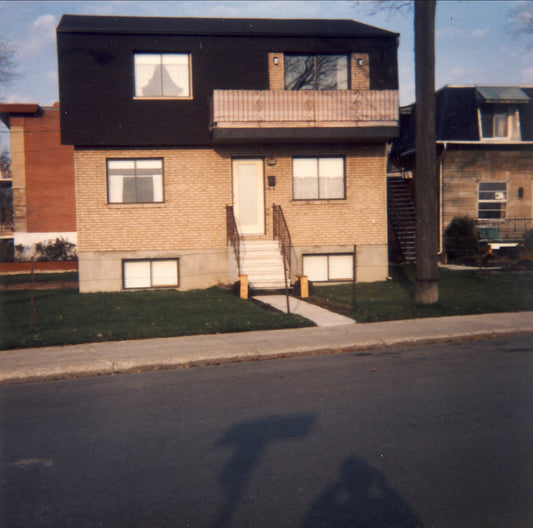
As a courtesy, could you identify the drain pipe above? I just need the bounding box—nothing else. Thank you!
[437,142,448,257]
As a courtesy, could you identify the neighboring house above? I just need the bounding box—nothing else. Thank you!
[56,15,399,292]
[0,103,76,258]
[389,85,533,260]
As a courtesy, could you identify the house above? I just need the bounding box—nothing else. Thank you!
[0,103,76,259]
[389,85,533,260]
[56,15,399,292]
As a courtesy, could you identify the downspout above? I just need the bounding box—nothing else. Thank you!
[437,142,448,256]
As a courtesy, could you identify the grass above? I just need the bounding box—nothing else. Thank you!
[0,286,313,350]
[2,266,532,350]
[309,266,533,323]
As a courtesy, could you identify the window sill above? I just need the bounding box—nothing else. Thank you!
[133,96,193,101]
[292,199,346,204]
[107,203,167,208]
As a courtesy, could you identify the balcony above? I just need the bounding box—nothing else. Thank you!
[211,89,399,144]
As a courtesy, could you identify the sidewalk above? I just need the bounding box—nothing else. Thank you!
[1,311,532,384]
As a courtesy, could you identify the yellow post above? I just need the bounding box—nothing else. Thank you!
[239,274,248,300]
[298,275,309,298]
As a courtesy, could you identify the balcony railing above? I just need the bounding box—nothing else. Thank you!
[212,89,398,129]
[477,218,533,242]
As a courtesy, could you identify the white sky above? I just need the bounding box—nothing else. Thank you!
[1,0,533,150]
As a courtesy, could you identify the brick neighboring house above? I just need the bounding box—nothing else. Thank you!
[57,15,399,293]
[0,103,76,258]
[389,85,533,261]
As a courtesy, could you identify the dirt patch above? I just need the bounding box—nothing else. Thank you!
[0,281,78,291]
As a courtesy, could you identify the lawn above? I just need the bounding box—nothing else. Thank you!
[310,266,533,322]
[0,286,313,350]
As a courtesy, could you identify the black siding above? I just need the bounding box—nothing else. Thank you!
[57,19,399,147]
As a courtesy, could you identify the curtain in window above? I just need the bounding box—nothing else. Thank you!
[293,157,344,200]
[134,54,189,97]
[108,159,163,203]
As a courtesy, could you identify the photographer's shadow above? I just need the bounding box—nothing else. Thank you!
[303,456,422,528]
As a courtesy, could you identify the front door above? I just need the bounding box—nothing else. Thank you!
[232,159,265,234]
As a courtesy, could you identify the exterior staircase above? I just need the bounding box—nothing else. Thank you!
[387,177,416,262]
[240,239,287,291]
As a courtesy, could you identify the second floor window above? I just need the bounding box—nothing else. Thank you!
[134,53,191,98]
[285,55,348,90]
[108,159,163,203]
[480,105,510,139]
[293,157,345,200]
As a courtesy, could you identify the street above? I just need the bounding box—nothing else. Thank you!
[1,334,532,527]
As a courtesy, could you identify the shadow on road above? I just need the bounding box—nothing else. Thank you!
[303,456,423,528]
[211,413,316,528]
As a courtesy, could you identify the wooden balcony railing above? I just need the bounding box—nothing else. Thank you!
[212,89,398,129]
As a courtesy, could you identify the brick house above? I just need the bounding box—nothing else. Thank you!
[57,15,399,292]
[0,103,76,258]
[388,85,533,259]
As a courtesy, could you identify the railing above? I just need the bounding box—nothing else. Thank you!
[273,204,292,298]
[212,89,398,128]
[226,205,241,275]
[477,218,533,242]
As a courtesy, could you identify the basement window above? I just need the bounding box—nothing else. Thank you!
[123,259,179,289]
[303,254,353,282]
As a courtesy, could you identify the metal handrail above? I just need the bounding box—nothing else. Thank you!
[476,218,533,241]
[273,203,292,289]
[226,205,241,275]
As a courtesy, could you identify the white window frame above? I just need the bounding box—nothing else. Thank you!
[123,259,179,289]
[292,157,345,200]
[477,182,507,219]
[303,254,354,282]
[107,158,164,204]
[134,53,192,99]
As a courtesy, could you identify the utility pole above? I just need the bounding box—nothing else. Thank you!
[414,0,439,304]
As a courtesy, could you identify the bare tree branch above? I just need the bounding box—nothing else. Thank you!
[353,0,412,17]
[0,38,19,87]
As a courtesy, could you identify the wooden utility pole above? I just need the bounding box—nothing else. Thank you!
[414,0,439,304]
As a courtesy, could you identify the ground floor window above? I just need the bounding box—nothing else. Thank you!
[478,182,506,219]
[123,259,179,289]
[303,254,353,282]
[293,157,345,200]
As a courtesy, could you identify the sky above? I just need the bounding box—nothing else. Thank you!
[1,0,532,150]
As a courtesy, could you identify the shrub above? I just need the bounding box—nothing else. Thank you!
[444,216,479,263]
[35,237,77,262]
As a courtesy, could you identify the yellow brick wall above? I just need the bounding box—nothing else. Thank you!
[74,148,232,252]
[75,144,388,253]
[268,53,284,90]
[350,53,370,90]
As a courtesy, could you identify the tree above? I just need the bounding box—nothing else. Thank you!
[0,38,18,87]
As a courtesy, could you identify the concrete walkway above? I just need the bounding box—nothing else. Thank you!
[1,311,532,385]
[253,295,356,326]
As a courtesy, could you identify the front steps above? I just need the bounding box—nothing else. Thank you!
[240,239,287,291]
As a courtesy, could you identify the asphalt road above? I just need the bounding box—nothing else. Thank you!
[1,334,532,527]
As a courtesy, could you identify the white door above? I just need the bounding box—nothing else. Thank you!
[232,159,265,234]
